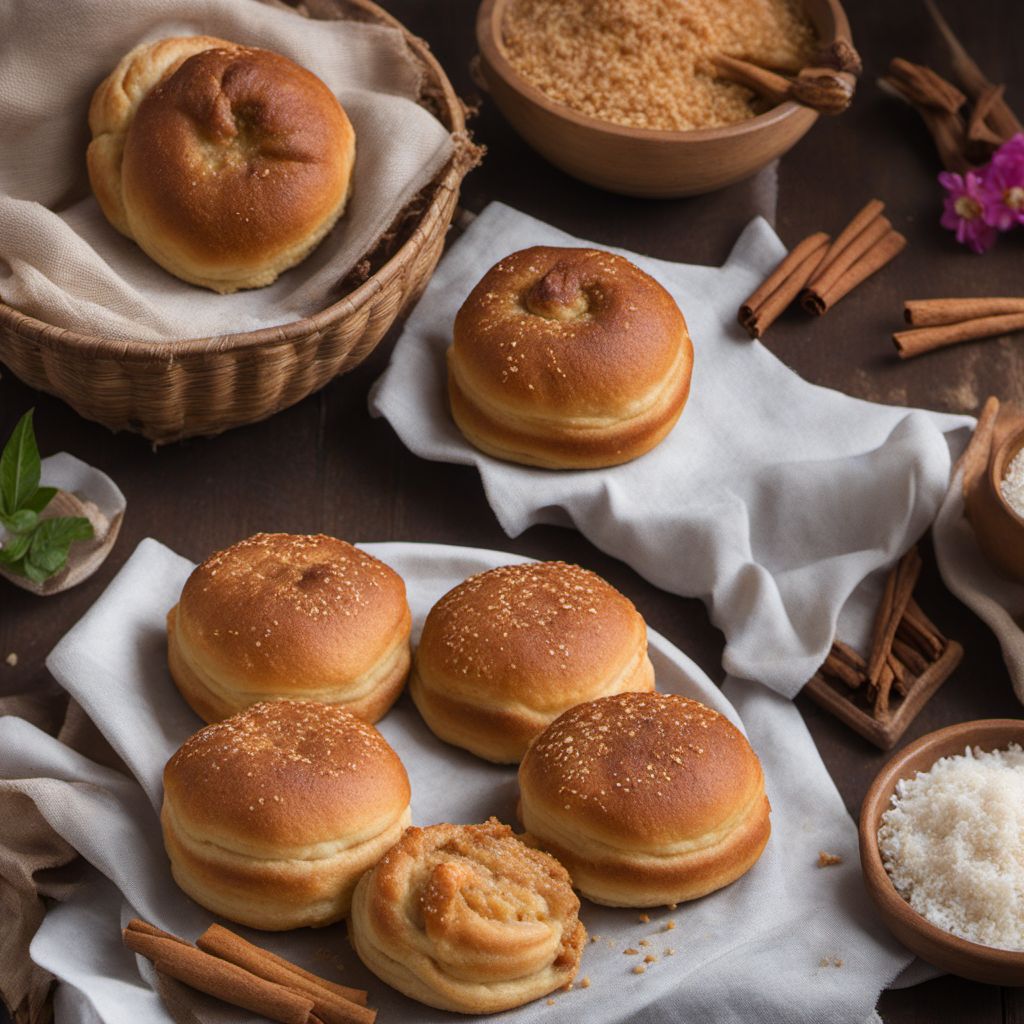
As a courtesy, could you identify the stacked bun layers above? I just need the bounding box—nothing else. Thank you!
[410,560,654,763]
[448,246,694,468]
[161,699,411,929]
[168,533,411,723]
[519,692,771,907]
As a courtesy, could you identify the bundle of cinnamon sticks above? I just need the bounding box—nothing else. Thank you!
[123,919,375,1024]
[738,199,906,338]
[815,546,951,720]
[880,2,1021,172]
[893,297,1024,359]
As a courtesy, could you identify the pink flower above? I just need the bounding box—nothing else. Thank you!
[939,169,999,253]
[981,133,1024,230]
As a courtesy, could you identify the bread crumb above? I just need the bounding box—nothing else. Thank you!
[818,850,843,867]
[664,920,676,931]
[639,939,650,948]
[632,965,647,975]
[580,976,591,989]
[667,903,678,910]
[4,653,17,667]
[590,934,600,943]
[546,997,556,1005]
[623,948,639,956]
[644,954,657,963]
[664,947,676,956]
[819,955,843,968]
[638,912,650,923]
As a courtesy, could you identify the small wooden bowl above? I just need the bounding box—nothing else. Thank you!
[475,0,852,197]
[966,425,1024,582]
[859,719,1024,986]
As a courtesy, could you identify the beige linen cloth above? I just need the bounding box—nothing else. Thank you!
[0,0,455,341]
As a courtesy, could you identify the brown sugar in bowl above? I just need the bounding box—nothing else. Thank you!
[859,719,1024,986]
[966,425,1024,583]
[475,0,853,198]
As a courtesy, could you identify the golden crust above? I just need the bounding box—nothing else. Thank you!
[167,533,411,723]
[161,700,411,929]
[87,36,355,292]
[411,561,654,762]
[448,246,693,468]
[518,692,771,907]
[349,819,585,1013]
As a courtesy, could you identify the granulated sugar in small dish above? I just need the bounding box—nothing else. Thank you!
[878,744,1024,951]
[1001,448,1024,520]
[502,0,817,132]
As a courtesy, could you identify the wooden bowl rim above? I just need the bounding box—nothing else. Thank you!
[0,0,466,360]
[476,0,850,144]
[989,424,1024,528]
[859,718,1024,972]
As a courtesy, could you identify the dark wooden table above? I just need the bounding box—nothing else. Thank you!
[2,1,1022,1021]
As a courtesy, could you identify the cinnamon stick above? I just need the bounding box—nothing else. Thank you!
[815,38,862,76]
[874,661,896,717]
[197,925,374,1024]
[124,923,315,1024]
[803,215,891,307]
[904,298,1024,327]
[924,0,1023,140]
[960,396,1001,500]
[867,546,922,692]
[899,600,944,660]
[712,55,854,115]
[832,638,868,672]
[892,637,930,677]
[967,85,1009,148]
[804,230,907,316]
[738,232,830,338]
[893,312,1024,359]
[823,651,865,689]
[811,199,886,281]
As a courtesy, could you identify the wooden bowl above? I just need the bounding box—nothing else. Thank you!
[966,425,1024,582]
[475,0,852,198]
[859,719,1024,986]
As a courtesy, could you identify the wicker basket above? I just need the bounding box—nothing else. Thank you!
[0,0,478,443]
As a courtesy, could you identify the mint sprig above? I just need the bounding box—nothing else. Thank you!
[0,410,93,583]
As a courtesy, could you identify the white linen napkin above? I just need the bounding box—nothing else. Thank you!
[0,538,912,1024]
[370,203,973,696]
[0,0,454,341]
[933,467,1024,704]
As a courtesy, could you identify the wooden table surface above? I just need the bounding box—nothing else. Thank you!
[2,1,1022,1021]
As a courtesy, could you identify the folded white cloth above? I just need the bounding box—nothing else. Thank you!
[933,466,1024,703]
[0,0,453,341]
[0,538,912,1024]
[370,203,973,696]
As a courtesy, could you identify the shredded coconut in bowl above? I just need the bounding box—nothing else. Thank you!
[1002,448,1024,520]
[878,744,1024,951]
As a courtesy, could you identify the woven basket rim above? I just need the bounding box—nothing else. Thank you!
[0,0,467,362]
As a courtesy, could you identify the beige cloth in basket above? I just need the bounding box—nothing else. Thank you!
[0,0,454,342]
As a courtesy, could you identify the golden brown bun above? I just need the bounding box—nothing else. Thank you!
[410,561,654,763]
[87,36,355,293]
[350,819,584,1013]
[448,246,693,468]
[161,700,411,929]
[519,692,771,907]
[167,533,411,723]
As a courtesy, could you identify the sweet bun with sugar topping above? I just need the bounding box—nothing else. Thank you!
[161,699,411,929]
[410,561,654,763]
[167,533,411,724]
[350,819,585,1013]
[518,691,771,907]
[87,36,355,293]
[448,246,693,468]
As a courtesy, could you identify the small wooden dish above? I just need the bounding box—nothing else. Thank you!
[859,719,1024,986]
[966,425,1024,582]
[475,0,852,197]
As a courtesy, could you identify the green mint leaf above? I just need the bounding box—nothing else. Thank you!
[22,486,57,515]
[0,531,32,564]
[1,509,39,534]
[0,409,42,517]
[19,557,50,583]
[19,515,95,580]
